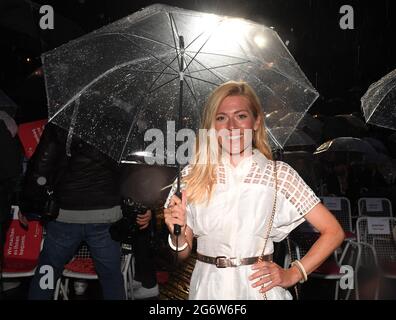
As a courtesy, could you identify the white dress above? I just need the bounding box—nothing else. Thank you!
[165,149,320,300]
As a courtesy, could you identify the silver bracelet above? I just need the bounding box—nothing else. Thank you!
[168,234,188,252]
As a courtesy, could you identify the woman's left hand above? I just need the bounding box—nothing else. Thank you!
[249,260,300,294]
[136,209,152,230]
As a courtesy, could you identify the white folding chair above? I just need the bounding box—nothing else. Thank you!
[356,216,396,299]
[288,231,361,300]
[54,243,134,300]
[358,198,393,217]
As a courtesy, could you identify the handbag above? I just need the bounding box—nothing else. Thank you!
[39,158,70,221]
[259,160,299,300]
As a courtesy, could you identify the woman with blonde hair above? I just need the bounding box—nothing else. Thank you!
[164,81,344,300]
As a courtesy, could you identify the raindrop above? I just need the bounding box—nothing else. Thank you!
[37,176,47,186]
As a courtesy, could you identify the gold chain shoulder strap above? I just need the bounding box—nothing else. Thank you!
[259,160,278,300]
[258,160,300,300]
[259,160,278,259]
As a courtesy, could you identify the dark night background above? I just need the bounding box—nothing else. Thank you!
[1,1,396,301]
[0,0,395,124]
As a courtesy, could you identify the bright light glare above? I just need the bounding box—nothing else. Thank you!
[187,17,253,51]
[219,18,251,41]
[254,35,267,48]
[187,16,270,53]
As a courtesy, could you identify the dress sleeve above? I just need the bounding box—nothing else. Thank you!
[271,161,320,242]
[163,165,194,230]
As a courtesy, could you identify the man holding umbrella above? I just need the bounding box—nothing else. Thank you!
[20,123,152,300]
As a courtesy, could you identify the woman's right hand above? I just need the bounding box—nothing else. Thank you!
[164,190,187,236]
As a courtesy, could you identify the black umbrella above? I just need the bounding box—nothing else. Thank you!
[271,127,317,152]
[314,137,378,165]
[282,151,320,191]
[363,137,389,155]
[278,112,323,143]
[322,114,369,140]
[314,137,377,155]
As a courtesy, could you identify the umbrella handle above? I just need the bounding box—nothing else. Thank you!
[174,190,182,235]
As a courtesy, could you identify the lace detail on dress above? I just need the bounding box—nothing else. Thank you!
[244,161,276,188]
[217,165,226,184]
[244,160,320,216]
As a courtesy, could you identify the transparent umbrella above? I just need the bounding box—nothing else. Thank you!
[361,68,396,130]
[41,3,319,164]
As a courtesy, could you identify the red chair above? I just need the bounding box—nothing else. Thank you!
[54,243,134,300]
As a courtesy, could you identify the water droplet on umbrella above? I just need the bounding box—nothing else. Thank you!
[37,176,47,186]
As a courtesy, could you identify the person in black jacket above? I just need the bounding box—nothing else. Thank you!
[20,123,152,300]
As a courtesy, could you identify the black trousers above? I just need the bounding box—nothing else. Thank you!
[133,222,157,289]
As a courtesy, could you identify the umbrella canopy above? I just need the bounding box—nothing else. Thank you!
[361,68,396,131]
[271,127,316,151]
[41,3,319,164]
[282,151,320,191]
[363,137,389,155]
[278,112,323,142]
[322,114,368,140]
[314,137,377,156]
[314,137,378,165]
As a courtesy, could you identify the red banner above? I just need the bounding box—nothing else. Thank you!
[3,206,43,272]
[18,119,47,158]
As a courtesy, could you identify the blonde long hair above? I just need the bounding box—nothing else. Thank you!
[184,81,273,204]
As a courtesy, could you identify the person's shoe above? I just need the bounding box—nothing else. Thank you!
[133,284,159,299]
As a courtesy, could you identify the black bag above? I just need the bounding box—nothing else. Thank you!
[22,158,69,222]
[40,189,60,221]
